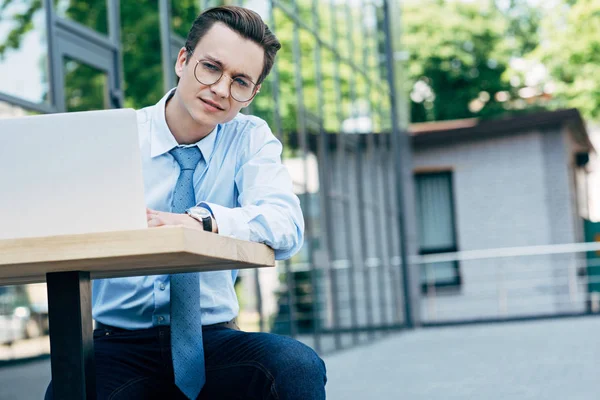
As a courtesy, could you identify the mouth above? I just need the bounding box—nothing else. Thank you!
[200,98,225,111]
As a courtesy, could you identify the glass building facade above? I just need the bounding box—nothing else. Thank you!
[0,0,417,355]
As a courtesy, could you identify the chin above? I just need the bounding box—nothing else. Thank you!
[185,100,235,127]
[187,108,217,126]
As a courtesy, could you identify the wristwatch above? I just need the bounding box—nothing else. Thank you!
[186,207,213,232]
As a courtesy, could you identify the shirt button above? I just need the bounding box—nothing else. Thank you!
[159,284,165,291]
[158,316,164,323]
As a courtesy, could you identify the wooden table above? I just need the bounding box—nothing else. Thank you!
[0,226,274,400]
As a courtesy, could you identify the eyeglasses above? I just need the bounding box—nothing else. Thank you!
[193,59,259,103]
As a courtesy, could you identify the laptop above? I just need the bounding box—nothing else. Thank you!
[0,109,147,240]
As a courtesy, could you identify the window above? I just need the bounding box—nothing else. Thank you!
[0,0,50,104]
[63,58,109,112]
[415,171,461,291]
[55,0,108,35]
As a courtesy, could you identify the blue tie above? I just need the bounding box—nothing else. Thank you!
[169,146,205,399]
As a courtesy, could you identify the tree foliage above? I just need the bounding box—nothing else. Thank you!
[533,0,600,121]
[402,0,544,123]
[2,0,598,125]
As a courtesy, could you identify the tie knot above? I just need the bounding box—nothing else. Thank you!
[170,146,202,171]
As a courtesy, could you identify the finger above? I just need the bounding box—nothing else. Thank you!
[147,215,165,227]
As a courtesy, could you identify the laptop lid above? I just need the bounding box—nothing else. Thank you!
[0,108,147,240]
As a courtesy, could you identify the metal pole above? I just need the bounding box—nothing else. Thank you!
[367,1,403,324]
[159,0,175,93]
[326,0,346,350]
[358,0,391,331]
[265,0,283,335]
[342,0,365,345]
[382,0,417,328]
[383,134,404,323]
[309,0,329,354]
[107,0,124,108]
[291,0,318,343]
[354,141,375,339]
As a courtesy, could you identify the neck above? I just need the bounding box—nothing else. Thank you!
[165,90,215,145]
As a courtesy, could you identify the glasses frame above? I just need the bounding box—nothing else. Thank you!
[192,58,260,103]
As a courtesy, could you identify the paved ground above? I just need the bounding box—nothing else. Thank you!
[1,316,599,399]
[0,356,50,399]
[324,316,600,400]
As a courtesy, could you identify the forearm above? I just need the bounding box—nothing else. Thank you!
[200,201,304,260]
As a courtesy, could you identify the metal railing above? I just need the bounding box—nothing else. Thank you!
[235,241,600,355]
[413,242,600,325]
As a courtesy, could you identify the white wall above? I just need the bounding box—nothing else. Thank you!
[413,128,586,321]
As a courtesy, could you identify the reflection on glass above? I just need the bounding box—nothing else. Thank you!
[121,0,163,108]
[370,84,382,132]
[299,29,317,118]
[0,100,38,119]
[272,9,297,151]
[339,62,352,125]
[242,0,270,21]
[171,0,199,38]
[289,190,323,334]
[63,58,108,112]
[321,48,339,133]
[251,77,276,129]
[0,0,49,104]
[348,4,363,70]
[295,0,312,22]
[315,0,332,47]
[55,0,108,34]
[334,4,348,60]
[347,74,372,134]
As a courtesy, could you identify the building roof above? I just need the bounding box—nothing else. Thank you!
[410,108,594,152]
[291,108,594,154]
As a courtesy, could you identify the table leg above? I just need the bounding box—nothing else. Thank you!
[46,271,96,400]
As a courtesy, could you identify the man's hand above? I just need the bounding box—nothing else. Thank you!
[146,208,218,232]
[146,208,198,228]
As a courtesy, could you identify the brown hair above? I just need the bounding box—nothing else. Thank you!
[184,6,281,84]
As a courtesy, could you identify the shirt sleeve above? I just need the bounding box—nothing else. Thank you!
[200,122,304,261]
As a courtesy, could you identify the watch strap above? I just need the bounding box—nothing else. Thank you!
[201,215,212,232]
[186,208,213,232]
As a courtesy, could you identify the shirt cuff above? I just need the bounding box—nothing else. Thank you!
[198,202,251,242]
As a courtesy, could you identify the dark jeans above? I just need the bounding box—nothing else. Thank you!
[44,325,327,400]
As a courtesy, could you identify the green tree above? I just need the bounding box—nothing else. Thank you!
[533,0,600,121]
[2,0,547,125]
[402,0,543,123]
[0,0,200,110]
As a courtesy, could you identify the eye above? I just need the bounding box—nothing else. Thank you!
[233,77,251,88]
[202,62,220,71]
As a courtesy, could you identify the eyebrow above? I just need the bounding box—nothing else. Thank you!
[204,55,257,83]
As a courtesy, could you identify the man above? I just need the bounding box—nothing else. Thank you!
[45,6,326,400]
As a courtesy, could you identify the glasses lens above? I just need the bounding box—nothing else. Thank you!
[194,60,257,102]
[230,78,256,102]
[194,61,222,86]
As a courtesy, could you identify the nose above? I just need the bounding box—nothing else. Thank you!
[210,75,231,99]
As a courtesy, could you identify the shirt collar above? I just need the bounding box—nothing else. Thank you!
[150,88,219,160]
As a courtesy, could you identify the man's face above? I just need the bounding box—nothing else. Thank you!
[174,22,265,127]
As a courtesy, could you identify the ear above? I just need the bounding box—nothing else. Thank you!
[174,47,189,79]
[242,84,261,108]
